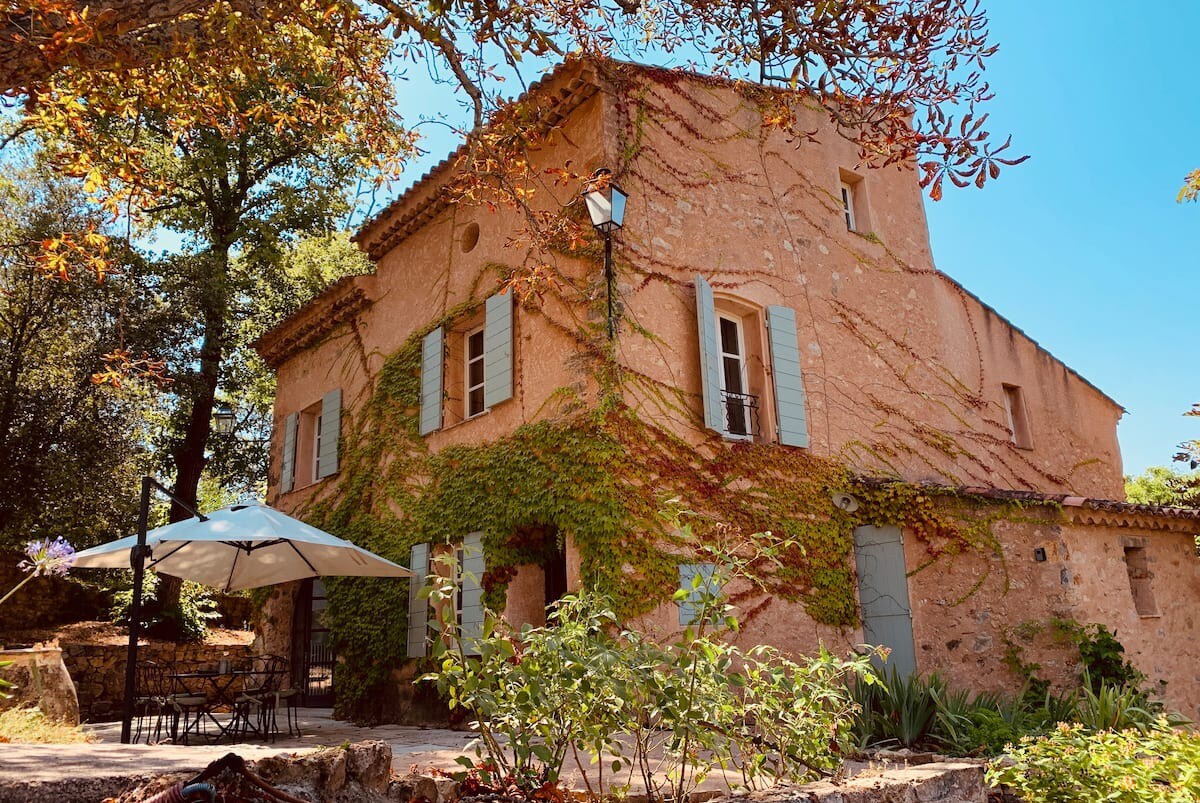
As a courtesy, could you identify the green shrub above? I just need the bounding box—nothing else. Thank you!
[1073,623,1146,692]
[987,722,1200,802]
[424,579,875,799]
[110,573,219,642]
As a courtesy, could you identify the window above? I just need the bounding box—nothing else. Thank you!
[294,402,323,487]
[311,413,323,484]
[1124,544,1159,617]
[718,315,752,438]
[465,327,486,418]
[1002,384,1033,449]
[840,182,857,231]
[280,389,341,493]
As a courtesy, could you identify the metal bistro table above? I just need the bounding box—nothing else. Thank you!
[171,666,284,743]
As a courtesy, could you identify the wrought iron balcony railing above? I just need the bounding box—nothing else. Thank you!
[721,390,760,438]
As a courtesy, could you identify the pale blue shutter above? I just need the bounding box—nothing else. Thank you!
[460,532,486,651]
[483,292,513,408]
[317,389,341,479]
[406,543,430,658]
[419,328,443,436]
[694,275,723,433]
[853,525,917,677]
[678,563,718,626]
[766,305,810,448]
[280,412,298,493]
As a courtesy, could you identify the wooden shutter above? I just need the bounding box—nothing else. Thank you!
[678,563,718,626]
[483,292,513,408]
[317,388,341,479]
[694,275,724,433]
[280,412,298,493]
[853,525,917,677]
[766,305,810,448]
[419,328,444,436]
[460,532,486,651]
[406,543,430,658]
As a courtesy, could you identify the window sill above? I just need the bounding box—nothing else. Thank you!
[439,408,492,433]
[280,472,339,496]
[1137,613,1162,620]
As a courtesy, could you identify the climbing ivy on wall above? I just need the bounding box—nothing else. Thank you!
[299,312,1050,721]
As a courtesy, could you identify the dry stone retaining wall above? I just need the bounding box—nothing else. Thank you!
[62,639,255,720]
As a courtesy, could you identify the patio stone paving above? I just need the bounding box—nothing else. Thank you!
[0,708,877,797]
[0,709,474,785]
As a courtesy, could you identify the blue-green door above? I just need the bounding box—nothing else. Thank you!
[853,525,917,677]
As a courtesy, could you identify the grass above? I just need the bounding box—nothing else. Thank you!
[0,707,95,744]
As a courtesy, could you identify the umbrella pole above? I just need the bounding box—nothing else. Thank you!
[120,477,153,744]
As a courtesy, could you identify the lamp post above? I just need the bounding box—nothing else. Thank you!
[581,168,628,340]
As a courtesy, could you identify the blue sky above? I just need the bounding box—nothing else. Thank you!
[922,1,1200,477]
[379,2,1200,478]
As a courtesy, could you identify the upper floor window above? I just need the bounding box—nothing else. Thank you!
[311,411,324,483]
[418,292,515,436]
[717,315,753,439]
[465,327,486,418]
[840,181,857,231]
[1002,384,1033,449]
[694,275,810,449]
[279,388,341,493]
[838,170,869,234]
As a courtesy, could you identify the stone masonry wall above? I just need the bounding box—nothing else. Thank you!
[64,639,254,721]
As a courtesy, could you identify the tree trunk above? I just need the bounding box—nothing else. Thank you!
[155,241,230,630]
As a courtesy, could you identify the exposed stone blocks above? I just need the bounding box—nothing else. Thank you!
[60,639,254,720]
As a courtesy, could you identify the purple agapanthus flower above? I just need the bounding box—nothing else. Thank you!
[19,537,75,577]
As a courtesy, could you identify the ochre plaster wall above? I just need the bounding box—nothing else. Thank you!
[603,71,1123,498]
[265,88,609,511]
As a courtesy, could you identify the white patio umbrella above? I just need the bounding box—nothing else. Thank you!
[73,479,415,744]
[73,502,412,591]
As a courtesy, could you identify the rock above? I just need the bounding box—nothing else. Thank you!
[434,776,460,803]
[0,646,79,724]
[402,772,441,803]
[346,740,393,791]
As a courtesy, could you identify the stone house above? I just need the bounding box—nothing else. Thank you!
[253,59,1200,721]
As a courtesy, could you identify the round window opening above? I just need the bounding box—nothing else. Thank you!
[460,222,480,253]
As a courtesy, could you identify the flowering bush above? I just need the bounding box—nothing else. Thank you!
[987,721,1200,802]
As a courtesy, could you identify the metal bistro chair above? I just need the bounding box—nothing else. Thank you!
[163,666,210,745]
[233,655,287,741]
[266,656,302,740]
[133,661,166,744]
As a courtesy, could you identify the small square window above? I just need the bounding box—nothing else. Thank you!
[1002,384,1033,449]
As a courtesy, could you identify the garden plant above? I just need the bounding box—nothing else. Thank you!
[423,519,882,800]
